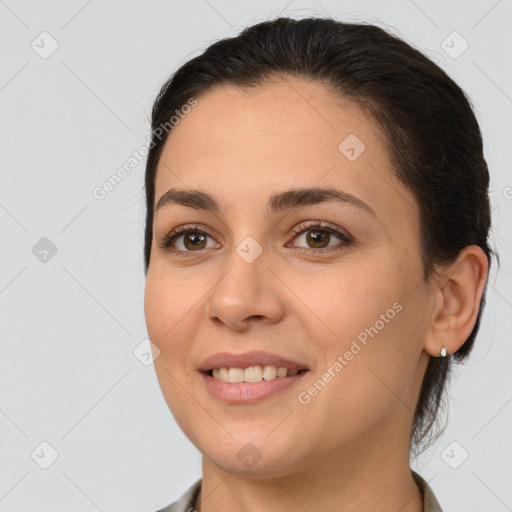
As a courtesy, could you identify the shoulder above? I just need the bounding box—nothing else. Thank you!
[412,471,444,512]
[155,479,202,512]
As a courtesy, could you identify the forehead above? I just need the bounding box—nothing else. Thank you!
[154,79,418,224]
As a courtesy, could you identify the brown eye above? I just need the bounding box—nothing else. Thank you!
[305,229,331,249]
[160,221,352,257]
[181,232,208,251]
[287,221,353,255]
[160,225,219,254]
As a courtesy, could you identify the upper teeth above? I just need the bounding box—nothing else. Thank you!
[212,365,300,383]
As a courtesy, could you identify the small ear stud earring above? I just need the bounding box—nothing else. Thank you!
[440,346,448,357]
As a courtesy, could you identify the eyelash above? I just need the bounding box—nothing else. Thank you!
[159,221,353,257]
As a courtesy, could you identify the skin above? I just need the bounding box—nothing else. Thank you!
[144,78,489,512]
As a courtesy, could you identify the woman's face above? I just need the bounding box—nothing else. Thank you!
[144,79,433,476]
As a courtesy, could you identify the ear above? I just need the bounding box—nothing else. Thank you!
[424,245,489,357]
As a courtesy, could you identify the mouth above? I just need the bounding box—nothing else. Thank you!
[197,350,310,383]
[204,365,310,383]
[200,366,310,404]
[197,351,310,403]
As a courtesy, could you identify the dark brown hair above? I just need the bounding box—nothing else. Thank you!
[143,17,496,455]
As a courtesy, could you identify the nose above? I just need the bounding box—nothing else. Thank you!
[204,246,286,332]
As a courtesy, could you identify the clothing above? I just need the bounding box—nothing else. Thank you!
[413,471,444,512]
[156,470,443,511]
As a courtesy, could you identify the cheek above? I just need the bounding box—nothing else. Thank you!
[299,262,403,352]
[143,268,200,384]
[144,269,204,434]
[144,265,198,341]
[298,261,420,408]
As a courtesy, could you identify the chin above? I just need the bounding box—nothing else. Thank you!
[197,432,305,477]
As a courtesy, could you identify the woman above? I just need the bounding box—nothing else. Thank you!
[143,17,493,512]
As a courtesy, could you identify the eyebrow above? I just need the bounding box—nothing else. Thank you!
[154,187,376,217]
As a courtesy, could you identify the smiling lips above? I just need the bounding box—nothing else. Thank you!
[198,350,310,399]
[212,365,305,383]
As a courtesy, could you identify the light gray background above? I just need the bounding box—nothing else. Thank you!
[1,1,511,511]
